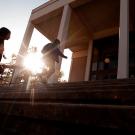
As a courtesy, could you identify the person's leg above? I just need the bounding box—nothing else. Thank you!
[46,60,55,80]
[42,58,55,83]
[0,54,2,62]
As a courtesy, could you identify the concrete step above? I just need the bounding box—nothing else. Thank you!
[0,101,135,133]
[0,79,135,134]
[0,89,135,105]
[0,78,135,92]
[0,79,135,105]
[34,78,135,90]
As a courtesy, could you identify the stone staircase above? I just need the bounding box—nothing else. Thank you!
[0,79,135,134]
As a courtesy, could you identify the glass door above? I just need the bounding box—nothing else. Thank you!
[90,35,118,80]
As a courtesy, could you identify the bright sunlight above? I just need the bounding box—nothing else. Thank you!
[23,52,44,75]
[23,47,72,81]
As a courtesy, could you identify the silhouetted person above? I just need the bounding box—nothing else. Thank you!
[0,27,11,75]
[0,27,11,62]
[41,38,67,82]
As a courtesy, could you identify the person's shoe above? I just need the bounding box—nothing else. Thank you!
[42,80,47,84]
[41,76,48,84]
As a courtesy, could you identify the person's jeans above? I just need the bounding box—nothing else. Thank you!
[0,54,2,62]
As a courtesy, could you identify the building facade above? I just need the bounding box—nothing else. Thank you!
[16,0,135,82]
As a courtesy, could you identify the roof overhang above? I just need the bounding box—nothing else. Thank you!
[29,0,121,52]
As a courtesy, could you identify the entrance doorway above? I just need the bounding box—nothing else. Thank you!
[129,31,135,78]
[90,35,118,80]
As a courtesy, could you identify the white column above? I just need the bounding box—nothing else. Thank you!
[85,40,93,81]
[117,0,129,79]
[16,20,34,66]
[57,4,71,58]
[49,4,71,83]
[12,20,34,84]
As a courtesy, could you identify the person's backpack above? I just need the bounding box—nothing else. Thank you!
[41,43,53,54]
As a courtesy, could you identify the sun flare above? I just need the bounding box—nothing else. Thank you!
[23,52,44,75]
[23,48,72,81]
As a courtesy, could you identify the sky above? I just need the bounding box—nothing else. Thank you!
[0,0,49,62]
[0,0,72,81]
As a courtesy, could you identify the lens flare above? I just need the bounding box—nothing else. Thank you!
[23,52,44,75]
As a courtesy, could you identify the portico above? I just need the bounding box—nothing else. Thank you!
[15,0,135,82]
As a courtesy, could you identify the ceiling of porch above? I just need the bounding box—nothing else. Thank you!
[31,0,121,52]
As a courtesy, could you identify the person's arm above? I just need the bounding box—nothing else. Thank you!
[3,54,7,59]
[57,49,67,59]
